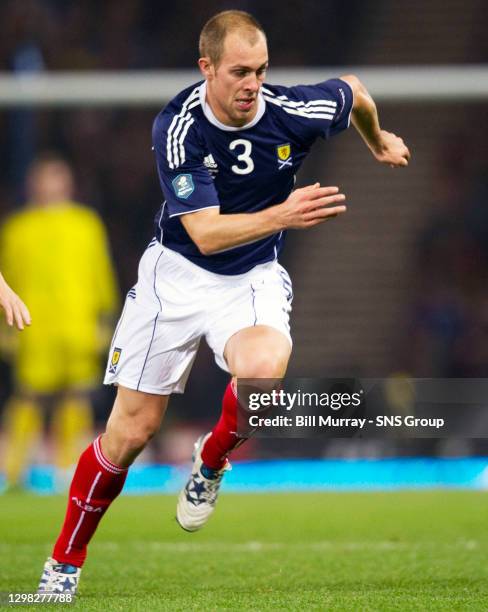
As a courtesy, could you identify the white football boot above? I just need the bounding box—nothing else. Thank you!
[38,557,81,595]
[176,433,231,532]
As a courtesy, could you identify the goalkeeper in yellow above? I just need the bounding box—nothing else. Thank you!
[0,153,119,490]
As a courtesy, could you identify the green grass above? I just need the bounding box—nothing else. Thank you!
[1,490,487,610]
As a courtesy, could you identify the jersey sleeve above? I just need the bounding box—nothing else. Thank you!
[152,111,220,218]
[264,77,354,142]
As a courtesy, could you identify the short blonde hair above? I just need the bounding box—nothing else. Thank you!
[199,10,265,66]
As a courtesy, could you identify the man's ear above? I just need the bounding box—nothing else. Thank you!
[198,57,214,80]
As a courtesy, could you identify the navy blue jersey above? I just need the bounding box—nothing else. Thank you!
[152,78,353,275]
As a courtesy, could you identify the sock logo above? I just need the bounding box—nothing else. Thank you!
[109,347,122,374]
[71,496,103,513]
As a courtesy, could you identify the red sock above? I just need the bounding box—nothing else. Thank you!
[52,435,127,567]
[201,380,244,469]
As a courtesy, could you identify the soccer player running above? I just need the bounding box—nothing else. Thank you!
[38,10,410,594]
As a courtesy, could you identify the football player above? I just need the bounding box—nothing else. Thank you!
[39,10,409,594]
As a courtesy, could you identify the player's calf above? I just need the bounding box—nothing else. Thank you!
[38,387,168,595]
[103,386,169,466]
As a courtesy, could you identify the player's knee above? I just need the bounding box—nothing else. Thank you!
[234,352,287,379]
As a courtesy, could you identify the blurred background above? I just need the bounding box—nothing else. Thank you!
[1,0,488,492]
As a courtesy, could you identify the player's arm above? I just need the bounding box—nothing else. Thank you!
[0,271,31,330]
[154,111,344,255]
[340,74,411,167]
[180,183,346,255]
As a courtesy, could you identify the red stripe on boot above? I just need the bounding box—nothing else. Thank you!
[53,436,127,567]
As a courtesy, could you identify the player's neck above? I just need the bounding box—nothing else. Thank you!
[202,82,262,130]
[207,96,252,129]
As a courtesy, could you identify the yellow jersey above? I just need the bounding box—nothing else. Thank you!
[0,201,119,392]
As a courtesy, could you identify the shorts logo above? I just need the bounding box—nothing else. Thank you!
[109,347,122,374]
[276,144,292,170]
[172,173,194,199]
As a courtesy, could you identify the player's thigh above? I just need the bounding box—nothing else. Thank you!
[206,261,293,377]
[224,325,292,378]
[103,385,169,465]
[104,243,205,395]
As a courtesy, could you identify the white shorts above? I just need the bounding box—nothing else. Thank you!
[103,241,293,395]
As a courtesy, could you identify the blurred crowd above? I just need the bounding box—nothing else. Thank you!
[0,0,361,72]
[405,126,488,378]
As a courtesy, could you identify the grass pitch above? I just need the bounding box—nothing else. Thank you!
[1,490,487,610]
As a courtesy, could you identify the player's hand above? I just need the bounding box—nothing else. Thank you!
[280,183,347,229]
[0,273,31,330]
[372,130,410,167]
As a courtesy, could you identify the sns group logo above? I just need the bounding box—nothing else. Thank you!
[173,174,195,199]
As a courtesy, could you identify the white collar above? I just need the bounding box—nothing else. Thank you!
[199,81,266,131]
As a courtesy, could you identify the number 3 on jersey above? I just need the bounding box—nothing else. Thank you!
[229,139,254,175]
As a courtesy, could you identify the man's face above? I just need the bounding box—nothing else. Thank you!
[201,30,268,127]
[28,161,74,205]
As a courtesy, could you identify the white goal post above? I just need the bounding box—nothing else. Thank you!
[0,66,487,107]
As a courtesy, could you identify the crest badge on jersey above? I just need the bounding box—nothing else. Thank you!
[172,173,194,199]
[276,144,292,170]
[109,347,122,374]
